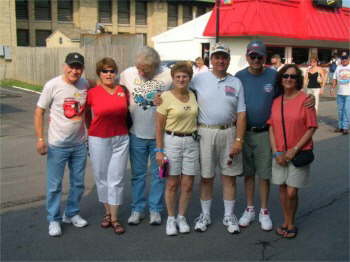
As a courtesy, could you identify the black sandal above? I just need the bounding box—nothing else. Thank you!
[284,227,298,239]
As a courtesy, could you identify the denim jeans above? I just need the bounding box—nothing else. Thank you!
[129,134,164,213]
[46,143,87,222]
[336,95,350,129]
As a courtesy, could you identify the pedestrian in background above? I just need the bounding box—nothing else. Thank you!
[34,52,89,237]
[85,57,129,234]
[193,57,209,76]
[120,47,172,226]
[304,56,325,112]
[270,54,284,71]
[268,64,317,239]
[332,53,350,135]
[155,62,199,236]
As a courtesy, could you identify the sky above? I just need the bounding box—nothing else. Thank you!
[343,0,350,7]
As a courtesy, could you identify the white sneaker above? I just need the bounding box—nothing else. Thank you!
[128,211,145,225]
[149,211,162,225]
[177,216,190,234]
[194,213,211,232]
[223,215,240,234]
[48,221,62,237]
[166,217,178,236]
[62,214,88,228]
[259,209,273,231]
[239,208,255,227]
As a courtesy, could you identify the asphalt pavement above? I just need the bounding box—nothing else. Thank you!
[0,86,348,261]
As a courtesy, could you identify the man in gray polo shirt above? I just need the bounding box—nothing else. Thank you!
[192,43,246,234]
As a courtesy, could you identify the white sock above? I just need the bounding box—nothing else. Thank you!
[200,199,212,216]
[224,200,235,217]
[177,215,185,219]
[167,216,175,221]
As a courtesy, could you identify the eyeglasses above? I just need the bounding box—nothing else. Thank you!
[282,74,298,80]
[101,69,116,74]
[249,54,263,60]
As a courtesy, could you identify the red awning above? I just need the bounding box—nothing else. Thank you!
[203,0,350,42]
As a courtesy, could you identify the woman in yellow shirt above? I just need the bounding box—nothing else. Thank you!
[155,62,199,236]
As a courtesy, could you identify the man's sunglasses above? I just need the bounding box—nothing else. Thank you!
[249,54,263,60]
[282,74,298,79]
[101,69,116,74]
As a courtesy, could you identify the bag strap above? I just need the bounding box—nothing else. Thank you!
[281,95,288,152]
[119,84,130,106]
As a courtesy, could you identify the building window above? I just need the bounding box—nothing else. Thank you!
[136,0,147,25]
[266,46,285,65]
[197,5,206,17]
[36,30,51,46]
[99,0,112,23]
[292,47,309,65]
[183,5,192,23]
[318,48,333,64]
[17,29,29,46]
[118,0,130,24]
[35,0,51,20]
[57,0,73,22]
[16,0,28,20]
[168,3,178,27]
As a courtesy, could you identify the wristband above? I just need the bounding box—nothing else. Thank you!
[154,148,165,153]
[38,138,44,142]
[272,152,283,158]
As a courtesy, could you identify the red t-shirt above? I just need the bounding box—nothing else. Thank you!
[86,85,128,138]
[267,92,318,152]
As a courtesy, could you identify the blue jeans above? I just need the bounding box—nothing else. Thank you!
[336,95,350,129]
[46,144,87,222]
[129,134,164,213]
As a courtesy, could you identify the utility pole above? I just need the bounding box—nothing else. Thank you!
[215,0,220,43]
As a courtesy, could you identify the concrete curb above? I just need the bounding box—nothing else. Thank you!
[12,85,41,95]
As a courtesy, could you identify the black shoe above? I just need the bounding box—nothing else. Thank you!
[342,130,349,135]
[334,128,343,133]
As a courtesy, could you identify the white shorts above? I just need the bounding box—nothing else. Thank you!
[164,133,200,176]
[198,126,243,179]
[271,159,310,188]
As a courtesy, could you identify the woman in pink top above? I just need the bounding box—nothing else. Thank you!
[267,64,317,239]
[85,57,129,235]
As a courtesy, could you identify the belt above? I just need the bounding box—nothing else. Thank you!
[247,126,269,132]
[199,123,233,130]
[165,131,193,137]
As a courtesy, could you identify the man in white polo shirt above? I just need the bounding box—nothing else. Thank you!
[192,43,247,234]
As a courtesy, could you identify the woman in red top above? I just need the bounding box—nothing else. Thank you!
[86,57,129,234]
[267,64,317,239]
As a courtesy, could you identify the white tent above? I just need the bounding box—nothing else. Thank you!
[152,12,214,61]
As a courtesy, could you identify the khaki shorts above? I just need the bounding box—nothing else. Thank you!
[272,159,310,188]
[199,126,243,178]
[242,131,272,180]
[164,133,200,176]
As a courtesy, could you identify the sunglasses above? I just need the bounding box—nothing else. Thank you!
[282,74,298,79]
[249,54,263,60]
[101,69,116,74]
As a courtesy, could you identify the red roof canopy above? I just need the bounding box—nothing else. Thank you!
[203,0,350,42]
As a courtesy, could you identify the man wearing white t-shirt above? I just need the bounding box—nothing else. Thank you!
[34,53,89,237]
[332,53,350,135]
[120,47,172,226]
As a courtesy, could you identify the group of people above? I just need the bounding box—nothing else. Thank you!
[37,39,340,240]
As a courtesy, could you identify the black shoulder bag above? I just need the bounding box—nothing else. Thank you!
[120,85,133,130]
[281,96,314,167]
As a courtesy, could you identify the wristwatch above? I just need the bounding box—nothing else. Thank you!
[235,137,243,143]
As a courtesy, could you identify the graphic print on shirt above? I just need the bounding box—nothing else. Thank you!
[132,79,164,110]
[225,85,236,97]
[338,68,350,85]
[63,91,86,120]
[264,83,274,93]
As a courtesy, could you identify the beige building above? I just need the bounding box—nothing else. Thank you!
[11,0,214,47]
